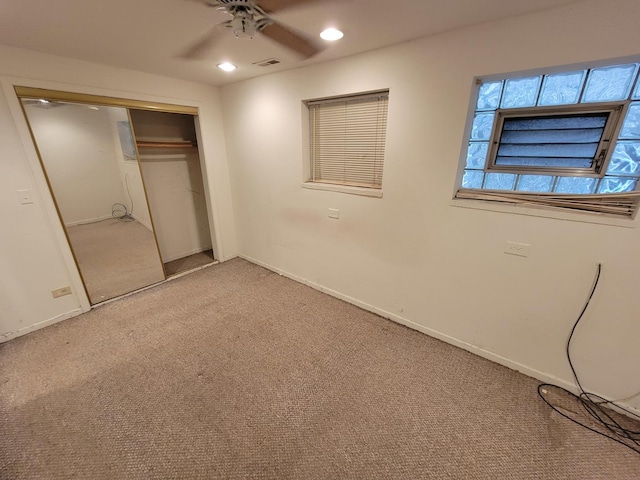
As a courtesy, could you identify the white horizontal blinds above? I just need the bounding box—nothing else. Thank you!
[456,189,640,216]
[309,91,389,188]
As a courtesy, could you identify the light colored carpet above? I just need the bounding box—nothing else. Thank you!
[0,258,638,479]
[164,249,215,277]
[66,218,165,304]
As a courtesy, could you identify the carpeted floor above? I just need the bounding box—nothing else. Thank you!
[66,218,165,304]
[0,258,638,479]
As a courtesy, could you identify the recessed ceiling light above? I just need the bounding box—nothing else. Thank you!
[320,28,344,41]
[217,62,237,72]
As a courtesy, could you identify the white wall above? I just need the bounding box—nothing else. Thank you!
[0,45,236,341]
[107,107,153,231]
[23,103,127,226]
[0,86,82,338]
[140,154,213,262]
[221,0,640,410]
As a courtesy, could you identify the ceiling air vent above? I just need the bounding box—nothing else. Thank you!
[253,58,282,67]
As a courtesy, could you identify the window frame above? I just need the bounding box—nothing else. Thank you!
[454,60,640,219]
[485,102,628,177]
[304,90,389,192]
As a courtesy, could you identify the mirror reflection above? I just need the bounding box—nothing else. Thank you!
[21,99,166,304]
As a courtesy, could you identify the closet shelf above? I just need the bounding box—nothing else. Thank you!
[139,154,188,161]
[136,140,196,149]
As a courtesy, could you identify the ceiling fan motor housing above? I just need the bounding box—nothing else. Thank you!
[207,0,255,8]
[205,0,266,18]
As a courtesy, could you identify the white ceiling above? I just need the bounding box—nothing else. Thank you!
[0,0,580,87]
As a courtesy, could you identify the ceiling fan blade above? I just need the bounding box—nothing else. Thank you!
[258,0,322,13]
[260,20,323,59]
[177,21,231,59]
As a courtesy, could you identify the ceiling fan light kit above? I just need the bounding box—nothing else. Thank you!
[231,10,257,38]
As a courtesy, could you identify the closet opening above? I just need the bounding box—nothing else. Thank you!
[130,109,215,277]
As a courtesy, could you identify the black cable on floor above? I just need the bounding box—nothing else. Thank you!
[112,174,135,222]
[112,202,134,221]
[538,263,640,455]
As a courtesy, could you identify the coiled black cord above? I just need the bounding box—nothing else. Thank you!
[111,173,135,222]
[538,263,640,454]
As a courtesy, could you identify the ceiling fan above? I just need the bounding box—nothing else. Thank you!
[182,0,325,60]
[21,99,67,109]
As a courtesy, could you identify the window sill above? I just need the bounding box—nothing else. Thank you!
[302,182,383,198]
[449,197,637,228]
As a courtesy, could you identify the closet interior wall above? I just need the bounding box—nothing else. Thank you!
[129,109,214,268]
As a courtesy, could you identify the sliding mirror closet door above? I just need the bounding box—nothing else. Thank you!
[21,99,166,304]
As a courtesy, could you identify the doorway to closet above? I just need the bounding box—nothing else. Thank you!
[130,109,214,277]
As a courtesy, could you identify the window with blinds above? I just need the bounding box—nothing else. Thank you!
[307,91,389,189]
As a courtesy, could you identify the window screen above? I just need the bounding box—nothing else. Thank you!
[494,112,610,171]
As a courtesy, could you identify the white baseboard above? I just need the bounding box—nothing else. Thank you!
[238,254,640,417]
[0,308,84,343]
[131,214,153,231]
[64,214,113,228]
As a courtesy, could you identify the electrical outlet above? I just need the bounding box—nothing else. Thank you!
[504,241,531,257]
[328,208,340,219]
[51,286,72,298]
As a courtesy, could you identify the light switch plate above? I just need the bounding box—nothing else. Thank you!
[328,208,340,219]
